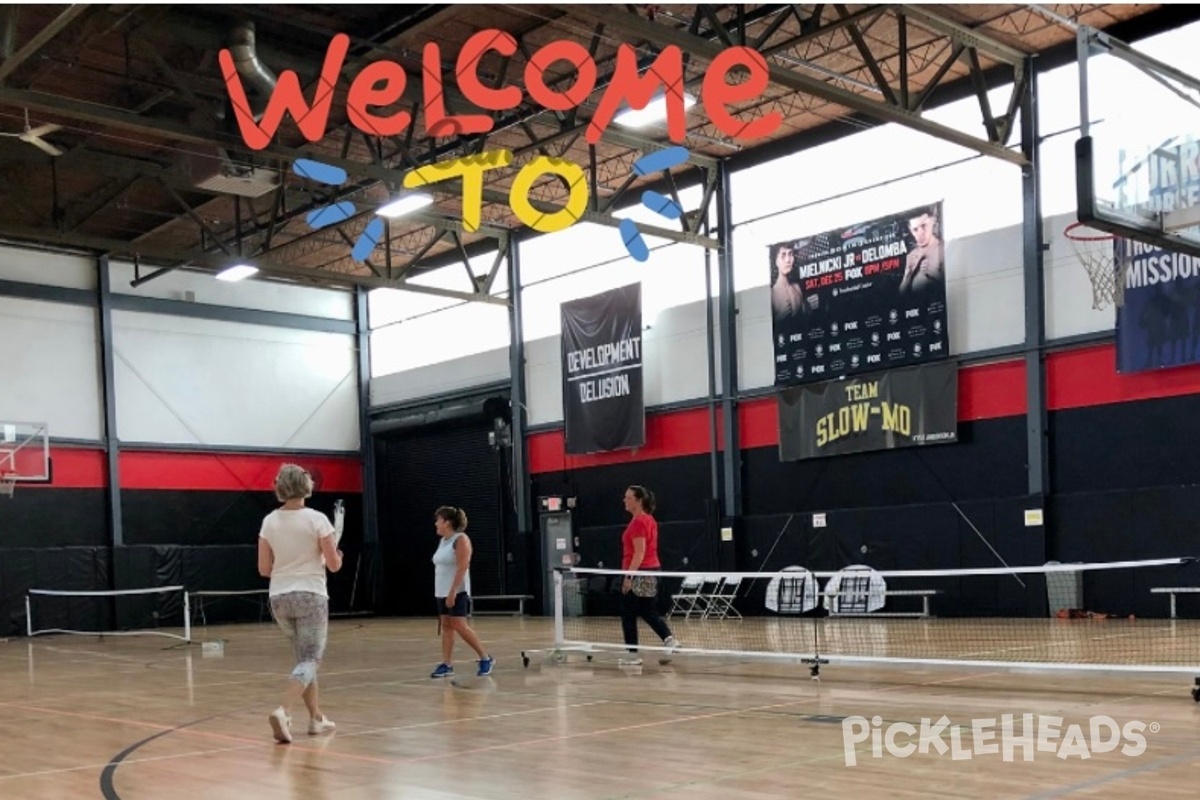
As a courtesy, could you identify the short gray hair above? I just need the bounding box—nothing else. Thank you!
[274,464,313,501]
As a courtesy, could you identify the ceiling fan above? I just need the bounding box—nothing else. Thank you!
[0,109,64,157]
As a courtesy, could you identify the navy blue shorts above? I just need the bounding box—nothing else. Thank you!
[436,592,470,617]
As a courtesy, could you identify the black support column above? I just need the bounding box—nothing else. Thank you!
[354,287,379,611]
[1021,59,1049,502]
[716,159,742,563]
[97,256,123,593]
[507,236,532,590]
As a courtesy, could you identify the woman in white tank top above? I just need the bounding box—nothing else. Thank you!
[429,505,494,679]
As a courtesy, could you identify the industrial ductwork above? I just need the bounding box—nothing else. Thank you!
[370,396,511,436]
[227,21,277,115]
[1,6,18,59]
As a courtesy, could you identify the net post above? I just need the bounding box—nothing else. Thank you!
[24,594,31,638]
[553,569,565,647]
[183,591,191,643]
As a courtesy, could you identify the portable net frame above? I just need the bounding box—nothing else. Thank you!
[188,589,271,628]
[26,586,191,642]
[1065,221,1133,310]
[523,559,1200,689]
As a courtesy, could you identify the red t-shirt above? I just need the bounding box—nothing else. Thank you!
[622,514,661,570]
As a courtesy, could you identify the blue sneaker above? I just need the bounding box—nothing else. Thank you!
[430,663,454,679]
[477,655,495,677]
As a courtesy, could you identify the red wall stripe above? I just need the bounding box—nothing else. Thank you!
[959,359,1026,421]
[527,407,716,473]
[119,451,362,492]
[1047,343,1200,410]
[22,447,107,489]
[739,398,778,450]
[33,448,362,492]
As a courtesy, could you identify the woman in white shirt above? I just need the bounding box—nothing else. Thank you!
[429,506,494,679]
[257,464,343,744]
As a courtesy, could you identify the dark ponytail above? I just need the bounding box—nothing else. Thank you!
[627,485,656,514]
[435,505,469,531]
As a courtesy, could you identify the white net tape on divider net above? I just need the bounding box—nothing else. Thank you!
[1065,222,1133,310]
[26,585,191,642]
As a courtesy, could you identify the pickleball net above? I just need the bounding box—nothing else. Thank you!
[521,558,1200,680]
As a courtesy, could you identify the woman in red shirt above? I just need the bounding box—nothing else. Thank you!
[619,485,679,665]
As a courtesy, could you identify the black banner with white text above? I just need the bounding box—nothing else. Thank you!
[770,202,950,387]
[778,361,958,461]
[561,283,645,455]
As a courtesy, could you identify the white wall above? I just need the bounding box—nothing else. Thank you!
[373,346,510,408]
[0,248,360,452]
[0,244,96,290]
[113,310,358,450]
[108,259,354,320]
[0,296,102,440]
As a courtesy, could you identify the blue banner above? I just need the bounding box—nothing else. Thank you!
[1115,239,1200,373]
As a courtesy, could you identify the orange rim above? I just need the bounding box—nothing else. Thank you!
[1064,221,1116,241]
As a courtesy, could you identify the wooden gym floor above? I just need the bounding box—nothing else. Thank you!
[0,617,1198,799]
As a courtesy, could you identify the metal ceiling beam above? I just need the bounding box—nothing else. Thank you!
[0,138,202,191]
[63,175,140,232]
[568,6,1028,166]
[0,222,505,303]
[0,86,408,183]
[897,4,1027,66]
[0,4,91,83]
[478,186,720,249]
[0,87,515,235]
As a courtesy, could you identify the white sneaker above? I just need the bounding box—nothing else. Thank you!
[664,635,681,652]
[268,707,293,744]
[618,656,644,666]
[308,716,336,735]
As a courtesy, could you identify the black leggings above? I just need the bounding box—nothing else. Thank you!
[620,582,674,651]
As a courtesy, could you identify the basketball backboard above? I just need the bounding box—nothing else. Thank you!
[1075,25,1200,257]
[0,421,52,489]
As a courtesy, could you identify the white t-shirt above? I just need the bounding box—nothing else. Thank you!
[259,507,335,598]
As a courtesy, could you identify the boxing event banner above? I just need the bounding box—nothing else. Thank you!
[769,201,950,387]
[561,283,645,455]
[777,360,958,461]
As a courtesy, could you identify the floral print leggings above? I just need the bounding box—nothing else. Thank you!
[269,591,328,687]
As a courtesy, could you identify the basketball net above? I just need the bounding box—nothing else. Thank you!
[1065,222,1131,310]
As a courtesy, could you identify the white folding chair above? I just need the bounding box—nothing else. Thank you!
[668,575,708,619]
[705,576,743,620]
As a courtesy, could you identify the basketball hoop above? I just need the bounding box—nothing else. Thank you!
[0,474,16,499]
[1064,222,1131,310]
